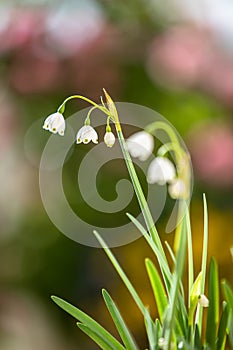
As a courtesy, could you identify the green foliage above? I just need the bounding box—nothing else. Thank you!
[52,197,233,349]
[49,96,233,349]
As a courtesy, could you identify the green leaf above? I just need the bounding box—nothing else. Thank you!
[196,194,209,334]
[144,308,156,350]
[102,289,139,350]
[77,323,122,350]
[221,280,233,311]
[154,319,161,350]
[163,211,187,349]
[188,272,202,326]
[227,310,233,349]
[221,280,233,349]
[145,258,168,322]
[165,240,185,298]
[216,302,229,350]
[186,208,194,308]
[205,258,219,349]
[93,230,146,316]
[126,213,171,293]
[194,324,202,349]
[51,296,125,350]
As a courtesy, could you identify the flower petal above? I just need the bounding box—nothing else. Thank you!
[147,157,176,185]
[126,131,154,161]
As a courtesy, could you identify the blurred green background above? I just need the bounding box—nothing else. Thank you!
[0,0,233,349]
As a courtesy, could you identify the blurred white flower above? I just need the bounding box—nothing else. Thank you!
[168,178,187,199]
[42,112,65,136]
[198,294,209,307]
[104,131,115,147]
[126,131,154,161]
[147,157,176,185]
[76,125,98,144]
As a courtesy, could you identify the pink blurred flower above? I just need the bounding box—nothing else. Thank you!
[188,121,233,187]
[0,7,45,54]
[9,49,62,94]
[200,53,233,108]
[147,26,212,88]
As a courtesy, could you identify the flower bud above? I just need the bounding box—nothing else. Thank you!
[104,131,115,147]
[198,294,209,307]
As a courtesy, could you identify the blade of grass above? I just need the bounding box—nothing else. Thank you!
[127,213,187,335]
[186,208,194,308]
[93,230,146,316]
[206,258,219,349]
[117,130,166,261]
[144,307,156,350]
[221,279,233,349]
[77,323,124,350]
[126,213,171,293]
[196,194,208,334]
[164,241,185,298]
[222,280,233,311]
[102,289,139,350]
[145,258,168,322]
[194,324,202,349]
[51,296,125,350]
[216,302,229,350]
[163,210,187,349]
[188,272,202,327]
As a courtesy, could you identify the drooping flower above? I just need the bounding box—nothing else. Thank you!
[198,294,209,307]
[168,178,187,199]
[126,131,154,161]
[104,131,115,147]
[76,125,98,144]
[43,112,65,136]
[147,157,176,185]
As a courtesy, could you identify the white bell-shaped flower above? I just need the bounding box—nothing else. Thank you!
[43,112,65,136]
[198,294,209,307]
[126,131,154,161]
[147,157,176,185]
[168,178,187,199]
[76,125,98,144]
[104,131,115,147]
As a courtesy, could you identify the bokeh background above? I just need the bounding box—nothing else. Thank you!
[0,0,233,349]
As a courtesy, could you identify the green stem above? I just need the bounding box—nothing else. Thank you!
[116,129,166,262]
[146,121,180,152]
[57,95,111,118]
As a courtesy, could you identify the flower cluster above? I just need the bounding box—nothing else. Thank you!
[126,131,189,200]
[42,111,115,148]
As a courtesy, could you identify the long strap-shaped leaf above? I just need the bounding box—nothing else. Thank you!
[126,213,171,292]
[144,307,157,350]
[221,280,233,349]
[102,289,139,350]
[206,258,219,349]
[216,302,229,350]
[77,323,122,350]
[51,296,125,350]
[145,258,168,323]
[93,230,160,350]
[127,212,188,336]
[196,194,208,333]
[222,280,233,311]
[163,212,187,349]
[93,230,146,316]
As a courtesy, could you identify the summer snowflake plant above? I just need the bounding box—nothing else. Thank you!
[42,90,233,350]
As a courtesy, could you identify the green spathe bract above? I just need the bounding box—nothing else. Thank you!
[47,91,233,350]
